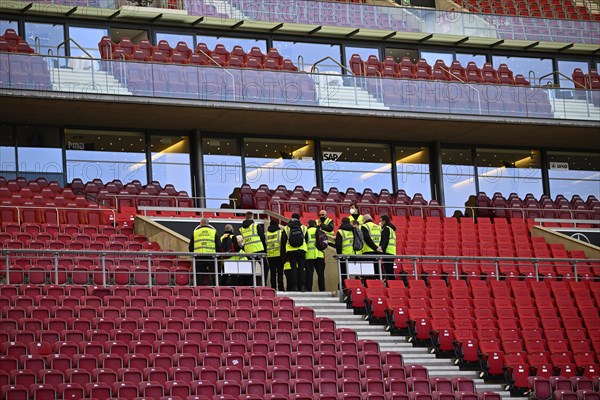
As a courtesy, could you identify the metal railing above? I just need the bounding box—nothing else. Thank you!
[100,194,238,212]
[0,205,117,227]
[56,37,96,88]
[1,248,267,287]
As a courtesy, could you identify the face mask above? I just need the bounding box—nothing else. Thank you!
[350,208,357,214]
[319,216,326,222]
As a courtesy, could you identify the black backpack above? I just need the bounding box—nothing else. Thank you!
[315,228,328,251]
[288,222,305,248]
[352,227,364,252]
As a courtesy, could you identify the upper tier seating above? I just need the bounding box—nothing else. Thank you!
[0,29,51,89]
[0,284,502,399]
[453,0,598,21]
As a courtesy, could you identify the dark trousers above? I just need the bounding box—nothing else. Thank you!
[284,268,294,291]
[268,256,284,291]
[306,257,325,292]
[194,256,214,286]
[287,250,306,291]
[383,254,395,280]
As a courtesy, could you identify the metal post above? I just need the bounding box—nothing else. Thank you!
[192,257,197,287]
[534,260,539,282]
[454,258,459,280]
[494,259,499,281]
[573,261,578,282]
[147,255,152,288]
[252,255,257,288]
[214,255,219,286]
[378,257,383,281]
[101,254,106,286]
[5,251,10,285]
[413,258,418,280]
[54,252,59,285]
[338,256,344,302]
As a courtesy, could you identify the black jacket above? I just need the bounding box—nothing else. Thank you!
[220,231,241,254]
[241,219,266,249]
[335,221,354,254]
[380,222,397,254]
[361,221,379,253]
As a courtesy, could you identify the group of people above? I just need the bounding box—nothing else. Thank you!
[189,202,398,290]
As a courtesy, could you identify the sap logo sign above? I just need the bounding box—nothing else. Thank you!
[550,162,569,170]
[323,152,342,161]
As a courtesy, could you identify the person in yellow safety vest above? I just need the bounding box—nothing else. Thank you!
[219,224,242,285]
[348,201,365,226]
[280,213,308,292]
[379,214,397,281]
[305,220,326,292]
[283,260,292,289]
[188,218,221,286]
[266,220,284,291]
[318,210,335,246]
[335,216,355,287]
[360,213,383,278]
[239,211,266,286]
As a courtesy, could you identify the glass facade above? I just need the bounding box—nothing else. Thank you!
[321,142,392,193]
[65,130,147,183]
[151,135,192,195]
[68,26,108,70]
[396,146,431,199]
[441,148,476,214]
[420,51,453,67]
[548,151,600,199]
[156,32,195,48]
[456,53,487,68]
[273,41,341,73]
[244,139,316,190]
[557,60,590,89]
[199,35,267,53]
[1,20,18,34]
[0,125,16,178]
[202,137,242,208]
[492,55,553,85]
[24,22,65,57]
[476,148,543,198]
[345,46,380,68]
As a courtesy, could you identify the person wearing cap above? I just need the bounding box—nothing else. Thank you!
[361,213,383,278]
[305,219,325,292]
[318,210,335,246]
[189,218,221,285]
[280,212,308,291]
[266,220,284,291]
[379,215,397,280]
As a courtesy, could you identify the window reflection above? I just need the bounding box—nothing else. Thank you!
[557,60,589,89]
[151,135,191,194]
[244,139,316,189]
[68,26,108,70]
[156,32,194,48]
[396,146,431,199]
[273,41,341,73]
[65,129,147,183]
[548,151,600,199]
[345,46,380,68]
[25,22,65,57]
[1,20,18,34]
[16,126,63,182]
[198,35,266,53]
[420,51,453,67]
[203,137,242,208]
[321,142,392,193]
[477,148,543,198]
[492,56,552,84]
[441,148,476,215]
[456,53,486,68]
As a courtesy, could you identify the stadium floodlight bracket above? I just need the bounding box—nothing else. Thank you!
[383,32,396,40]
[150,13,163,23]
[271,23,284,32]
[524,41,539,50]
[558,43,574,52]
[489,39,504,47]
[108,10,121,19]
[231,20,244,29]
[346,29,360,38]
[65,6,78,16]
[21,3,33,12]
[455,37,469,45]
[191,17,204,25]
[308,26,322,35]
[419,34,433,43]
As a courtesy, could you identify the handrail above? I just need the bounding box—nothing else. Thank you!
[438,65,482,114]
[0,205,117,227]
[538,70,586,89]
[310,56,355,76]
[103,193,238,211]
[196,48,236,101]
[56,37,96,88]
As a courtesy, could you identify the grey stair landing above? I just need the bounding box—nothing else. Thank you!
[280,291,524,399]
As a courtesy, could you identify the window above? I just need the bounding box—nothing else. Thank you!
[65,129,147,184]
[345,46,380,68]
[420,51,453,67]
[202,137,242,208]
[396,146,431,199]
[456,53,487,68]
[557,60,589,89]
[244,138,316,190]
[151,135,192,194]
[1,20,18,34]
[24,22,65,57]
[0,124,16,178]
[68,26,108,70]
[321,142,392,193]
[548,151,600,199]
[273,41,341,73]
[441,148,476,215]
[16,125,63,182]
[492,55,552,84]
[156,32,194,48]
[476,148,543,198]
[198,35,266,53]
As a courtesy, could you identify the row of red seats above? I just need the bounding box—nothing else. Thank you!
[457,0,598,20]
[349,55,530,86]
[98,36,299,72]
[572,68,600,90]
[527,376,599,400]
[0,29,36,54]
